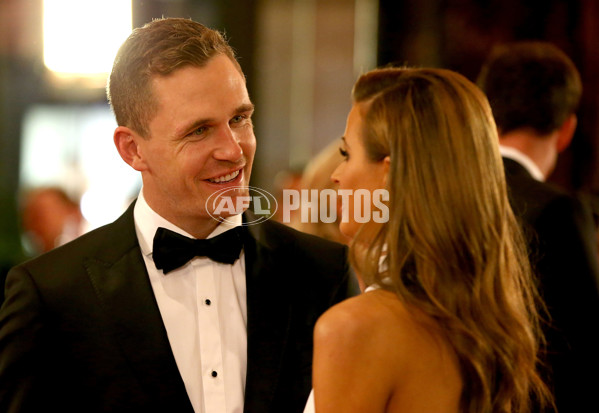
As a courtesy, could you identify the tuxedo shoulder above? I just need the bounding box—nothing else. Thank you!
[527,181,589,220]
[245,219,352,289]
[507,173,558,202]
[247,218,347,253]
[534,189,595,237]
[507,174,586,216]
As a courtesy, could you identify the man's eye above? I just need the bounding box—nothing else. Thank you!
[231,114,248,124]
[193,126,207,135]
[339,147,349,159]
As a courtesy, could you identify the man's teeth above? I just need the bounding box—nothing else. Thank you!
[208,170,240,183]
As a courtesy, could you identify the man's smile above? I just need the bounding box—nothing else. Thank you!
[206,168,242,184]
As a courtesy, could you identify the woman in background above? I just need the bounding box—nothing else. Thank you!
[289,140,349,245]
[309,68,552,412]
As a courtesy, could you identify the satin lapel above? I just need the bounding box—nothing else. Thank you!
[84,203,193,412]
[242,222,293,413]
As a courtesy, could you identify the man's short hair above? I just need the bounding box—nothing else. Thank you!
[107,18,242,137]
[477,41,582,136]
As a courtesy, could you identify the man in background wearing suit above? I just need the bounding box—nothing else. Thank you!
[0,18,358,413]
[478,41,599,412]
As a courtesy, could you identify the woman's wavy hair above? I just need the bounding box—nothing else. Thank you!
[351,67,552,413]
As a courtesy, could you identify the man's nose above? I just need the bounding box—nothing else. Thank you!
[213,127,244,162]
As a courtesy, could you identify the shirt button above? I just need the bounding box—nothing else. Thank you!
[205,299,212,306]
[211,370,218,378]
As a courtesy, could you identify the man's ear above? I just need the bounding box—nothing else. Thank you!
[114,126,148,171]
[556,114,577,153]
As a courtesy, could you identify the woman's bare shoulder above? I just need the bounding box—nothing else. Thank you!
[314,289,411,356]
[312,289,462,412]
[311,289,409,410]
[315,287,460,376]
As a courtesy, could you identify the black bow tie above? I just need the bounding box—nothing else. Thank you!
[153,226,244,274]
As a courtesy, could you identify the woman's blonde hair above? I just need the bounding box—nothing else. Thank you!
[351,67,552,412]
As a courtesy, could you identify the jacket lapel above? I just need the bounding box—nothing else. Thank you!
[242,220,293,413]
[84,202,194,412]
[84,206,295,412]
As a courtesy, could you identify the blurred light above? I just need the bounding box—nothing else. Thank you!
[43,0,132,76]
[80,189,133,230]
[21,104,141,229]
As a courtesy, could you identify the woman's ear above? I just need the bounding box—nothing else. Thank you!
[382,156,391,187]
[114,126,148,171]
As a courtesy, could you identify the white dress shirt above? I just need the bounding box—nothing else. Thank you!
[133,190,247,413]
[500,145,545,181]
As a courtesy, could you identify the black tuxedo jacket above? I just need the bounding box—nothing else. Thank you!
[0,202,358,413]
[503,158,599,412]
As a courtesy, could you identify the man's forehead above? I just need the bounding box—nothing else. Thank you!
[151,60,246,96]
[151,54,244,82]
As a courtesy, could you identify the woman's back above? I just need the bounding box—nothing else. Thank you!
[313,288,462,413]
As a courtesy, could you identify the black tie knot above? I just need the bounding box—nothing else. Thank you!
[153,226,244,274]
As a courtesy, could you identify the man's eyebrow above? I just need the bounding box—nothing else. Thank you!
[235,103,255,114]
[341,136,349,147]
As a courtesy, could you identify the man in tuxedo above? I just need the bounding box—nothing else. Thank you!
[478,41,599,412]
[0,18,358,413]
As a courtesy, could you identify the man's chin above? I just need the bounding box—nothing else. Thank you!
[204,190,251,222]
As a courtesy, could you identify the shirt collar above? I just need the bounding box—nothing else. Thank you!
[133,189,243,257]
[499,145,545,181]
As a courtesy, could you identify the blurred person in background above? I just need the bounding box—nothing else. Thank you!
[478,41,599,413]
[272,166,304,224]
[289,140,349,246]
[20,186,87,254]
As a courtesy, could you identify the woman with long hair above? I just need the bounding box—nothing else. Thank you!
[308,68,552,413]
